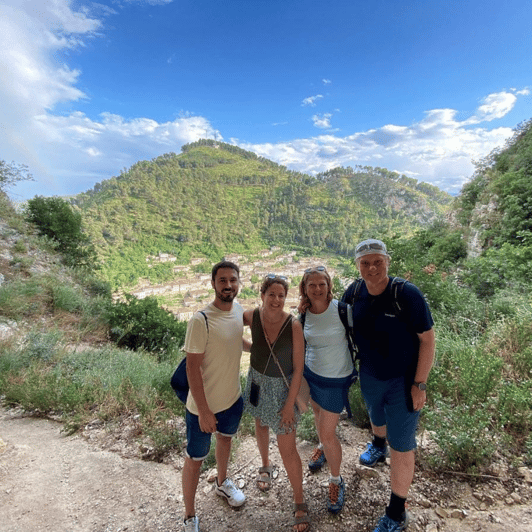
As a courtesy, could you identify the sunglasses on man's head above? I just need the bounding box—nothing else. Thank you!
[355,242,386,254]
[304,266,326,274]
[265,273,288,281]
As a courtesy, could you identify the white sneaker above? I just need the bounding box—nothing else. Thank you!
[183,515,200,532]
[214,477,246,507]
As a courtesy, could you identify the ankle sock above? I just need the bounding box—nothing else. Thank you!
[329,475,342,485]
[372,435,386,449]
[386,492,406,522]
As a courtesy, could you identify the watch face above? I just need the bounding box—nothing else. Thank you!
[417,382,427,391]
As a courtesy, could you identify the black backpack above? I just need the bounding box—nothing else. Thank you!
[341,276,409,318]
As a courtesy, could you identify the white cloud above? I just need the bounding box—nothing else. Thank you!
[27,111,221,194]
[1,0,215,198]
[463,91,518,124]
[1,0,527,200]
[240,92,522,194]
[322,79,332,85]
[302,95,323,107]
[312,113,333,129]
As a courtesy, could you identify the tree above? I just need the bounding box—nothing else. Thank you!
[25,196,97,269]
[0,160,34,191]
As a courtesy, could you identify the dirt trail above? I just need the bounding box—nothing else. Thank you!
[1,407,531,532]
[0,409,181,532]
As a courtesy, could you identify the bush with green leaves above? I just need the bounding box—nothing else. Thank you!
[24,196,97,268]
[348,381,370,429]
[425,396,498,472]
[461,242,532,298]
[0,338,184,454]
[106,294,187,360]
[295,410,318,443]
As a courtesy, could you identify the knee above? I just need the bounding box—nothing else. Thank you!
[185,456,203,472]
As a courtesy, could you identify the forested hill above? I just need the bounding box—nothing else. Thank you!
[455,118,532,255]
[72,140,452,287]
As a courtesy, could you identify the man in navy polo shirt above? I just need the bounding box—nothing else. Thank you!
[342,239,435,532]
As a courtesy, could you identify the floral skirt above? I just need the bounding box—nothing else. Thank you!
[243,366,301,435]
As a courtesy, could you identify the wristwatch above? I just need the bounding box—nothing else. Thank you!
[413,381,427,391]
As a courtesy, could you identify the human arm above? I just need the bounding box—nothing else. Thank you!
[243,309,254,327]
[242,309,254,353]
[411,327,435,411]
[186,352,217,433]
[279,319,305,428]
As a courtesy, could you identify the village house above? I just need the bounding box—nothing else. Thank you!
[174,308,195,321]
[187,289,210,299]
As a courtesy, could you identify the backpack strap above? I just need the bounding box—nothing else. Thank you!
[300,304,357,362]
[299,311,306,329]
[198,310,209,334]
[299,311,307,352]
[337,300,357,361]
[341,278,364,306]
[389,277,408,317]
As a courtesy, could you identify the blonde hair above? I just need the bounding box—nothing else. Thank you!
[298,267,333,313]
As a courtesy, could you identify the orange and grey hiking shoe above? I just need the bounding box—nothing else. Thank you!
[308,447,326,471]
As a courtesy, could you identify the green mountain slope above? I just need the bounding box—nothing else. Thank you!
[72,140,452,288]
[456,118,532,254]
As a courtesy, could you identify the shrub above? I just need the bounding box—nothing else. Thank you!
[106,294,187,360]
[51,284,85,313]
[425,397,497,472]
[24,196,97,269]
[496,380,532,437]
[526,434,532,466]
[348,382,370,429]
[296,410,318,443]
[461,243,532,298]
[22,331,62,364]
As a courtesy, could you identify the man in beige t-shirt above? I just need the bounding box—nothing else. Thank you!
[181,260,248,532]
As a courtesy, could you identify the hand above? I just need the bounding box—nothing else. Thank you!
[279,404,295,432]
[198,409,217,433]
[411,385,427,411]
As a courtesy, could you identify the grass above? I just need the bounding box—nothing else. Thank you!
[1,200,531,472]
[2,294,531,471]
[0,334,185,450]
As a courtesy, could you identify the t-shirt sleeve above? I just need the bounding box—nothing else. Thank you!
[405,283,434,333]
[183,312,208,354]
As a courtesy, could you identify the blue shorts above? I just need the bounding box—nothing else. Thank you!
[304,365,354,415]
[185,396,244,460]
[359,372,420,452]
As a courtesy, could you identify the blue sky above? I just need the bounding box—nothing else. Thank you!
[1,0,531,201]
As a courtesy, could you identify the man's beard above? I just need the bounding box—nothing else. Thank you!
[216,288,237,303]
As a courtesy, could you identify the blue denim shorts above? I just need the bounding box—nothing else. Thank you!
[304,365,354,415]
[359,372,420,452]
[185,396,244,460]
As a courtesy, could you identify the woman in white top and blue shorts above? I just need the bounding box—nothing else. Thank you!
[298,266,354,515]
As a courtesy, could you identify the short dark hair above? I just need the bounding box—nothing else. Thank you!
[211,260,240,282]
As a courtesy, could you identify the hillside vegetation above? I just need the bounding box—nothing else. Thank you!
[1,119,532,477]
[71,140,451,289]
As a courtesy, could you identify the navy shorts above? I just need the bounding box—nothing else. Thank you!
[304,365,354,415]
[185,396,244,460]
[360,372,420,452]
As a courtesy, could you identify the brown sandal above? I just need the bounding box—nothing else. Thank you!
[292,502,310,532]
[256,465,273,492]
